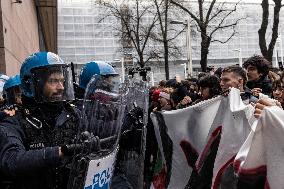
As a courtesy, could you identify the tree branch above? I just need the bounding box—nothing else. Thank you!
[198,0,204,22]
[267,0,281,58]
[205,0,217,24]
[258,0,269,57]
[207,2,225,24]
[211,28,236,44]
[209,2,241,37]
[170,0,201,26]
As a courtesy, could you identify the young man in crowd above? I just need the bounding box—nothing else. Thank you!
[243,55,272,97]
[220,65,258,104]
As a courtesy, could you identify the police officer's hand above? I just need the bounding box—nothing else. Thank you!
[60,132,100,156]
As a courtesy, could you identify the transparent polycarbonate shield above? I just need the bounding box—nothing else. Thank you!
[82,74,125,154]
[116,78,149,188]
[0,76,8,98]
[124,79,149,127]
[31,65,75,103]
[68,74,124,189]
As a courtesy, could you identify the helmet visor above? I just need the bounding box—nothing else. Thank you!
[31,65,74,103]
[83,74,125,153]
[5,86,22,105]
[0,78,7,98]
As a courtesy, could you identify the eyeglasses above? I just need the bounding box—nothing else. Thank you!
[47,78,65,85]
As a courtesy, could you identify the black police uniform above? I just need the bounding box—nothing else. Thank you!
[0,99,81,189]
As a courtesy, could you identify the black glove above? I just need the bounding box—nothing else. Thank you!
[61,131,100,156]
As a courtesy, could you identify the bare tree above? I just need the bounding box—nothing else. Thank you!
[151,0,185,79]
[170,0,244,72]
[258,0,283,65]
[96,0,159,68]
[153,0,170,79]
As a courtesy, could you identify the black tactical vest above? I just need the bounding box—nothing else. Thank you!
[21,107,79,150]
[16,104,80,189]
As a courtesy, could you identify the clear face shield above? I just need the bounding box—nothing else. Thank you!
[5,86,22,105]
[31,65,75,103]
[82,74,125,154]
[0,78,6,99]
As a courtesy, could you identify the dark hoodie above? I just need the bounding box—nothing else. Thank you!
[240,87,258,104]
[246,76,272,97]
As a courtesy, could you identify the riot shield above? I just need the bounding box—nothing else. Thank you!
[115,78,149,188]
[67,74,125,189]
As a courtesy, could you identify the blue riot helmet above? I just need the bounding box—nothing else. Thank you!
[20,52,74,103]
[3,75,21,105]
[0,74,9,99]
[79,61,118,90]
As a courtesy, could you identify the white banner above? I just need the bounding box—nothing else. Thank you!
[151,88,255,189]
[234,106,284,189]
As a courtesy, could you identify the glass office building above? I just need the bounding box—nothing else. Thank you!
[58,0,284,80]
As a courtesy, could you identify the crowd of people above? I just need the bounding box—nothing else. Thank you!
[0,51,283,189]
[148,55,283,113]
[143,55,284,188]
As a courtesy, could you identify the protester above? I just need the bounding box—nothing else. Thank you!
[197,72,208,79]
[149,88,160,112]
[174,94,192,109]
[271,80,284,108]
[153,87,173,111]
[171,85,192,109]
[158,80,167,88]
[182,79,200,103]
[243,55,272,97]
[254,98,282,118]
[220,65,258,104]
[214,67,223,78]
[193,75,221,104]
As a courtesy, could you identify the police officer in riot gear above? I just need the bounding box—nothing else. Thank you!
[76,61,135,189]
[74,61,119,110]
[0,74,22,118]
[3,75,22,106]
[68,66,131,188]
[78,61,148,189]
[0,52,81,189]
[0,74,9,107]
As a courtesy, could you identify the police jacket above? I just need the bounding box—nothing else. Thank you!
[0,98,81,189]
